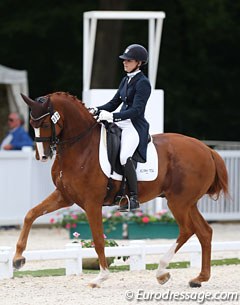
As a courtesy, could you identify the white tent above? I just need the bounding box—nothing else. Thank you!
[0,65,29,129]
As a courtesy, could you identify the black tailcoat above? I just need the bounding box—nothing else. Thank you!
[98,72,151,162]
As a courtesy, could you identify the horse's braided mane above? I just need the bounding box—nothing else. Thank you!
[48,91,85,106]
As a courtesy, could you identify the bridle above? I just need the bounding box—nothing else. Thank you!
[31,103,98,157]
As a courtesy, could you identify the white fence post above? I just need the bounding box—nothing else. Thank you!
[188,238,202,268]
[65,243,82,275]
[189,252,201,268]
[0,247,13,280]
[129,240,146,271]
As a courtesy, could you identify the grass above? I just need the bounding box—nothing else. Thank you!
[13,257,240,278]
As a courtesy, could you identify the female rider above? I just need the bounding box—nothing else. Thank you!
[90,44,151,211]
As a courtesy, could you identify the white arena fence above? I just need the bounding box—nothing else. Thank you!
[0,240,240,280]
[0,149,240,225]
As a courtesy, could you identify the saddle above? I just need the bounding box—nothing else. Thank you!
[104,122,146,175]
[99,122,158,206]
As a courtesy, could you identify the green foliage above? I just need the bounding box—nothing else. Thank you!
[79,238,119,248]
[50,208,176,230]
[50,208,127,230]
[126,210,176,224]
[50,208,89,229]
[14,268,66,277]
[0,0,239,139]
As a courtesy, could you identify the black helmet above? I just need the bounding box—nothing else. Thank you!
[119,44,148,65]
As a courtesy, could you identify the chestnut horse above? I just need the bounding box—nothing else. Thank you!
[13,92,228,288]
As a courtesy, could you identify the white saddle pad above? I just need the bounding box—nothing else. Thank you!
[99,125,158,181]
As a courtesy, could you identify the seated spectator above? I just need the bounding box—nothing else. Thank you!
[0,112,33,150]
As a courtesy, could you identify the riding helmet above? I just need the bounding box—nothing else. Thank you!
[119,44,148,65]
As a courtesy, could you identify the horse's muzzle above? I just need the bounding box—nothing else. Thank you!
[40,155,49,162]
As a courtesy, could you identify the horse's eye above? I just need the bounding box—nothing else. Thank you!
[42,123,50,129]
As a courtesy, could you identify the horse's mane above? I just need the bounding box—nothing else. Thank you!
[48,91,85,107]
[47,92,96,124]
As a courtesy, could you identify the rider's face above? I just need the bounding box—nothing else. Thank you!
[123,59,141,73]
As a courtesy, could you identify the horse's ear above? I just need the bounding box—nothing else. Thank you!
[43,97,51,112]
[21,93,35,108]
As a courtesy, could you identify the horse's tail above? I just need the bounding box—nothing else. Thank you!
[207,149,229,200]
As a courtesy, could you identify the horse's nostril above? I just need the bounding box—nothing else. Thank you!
[42,156,48,160]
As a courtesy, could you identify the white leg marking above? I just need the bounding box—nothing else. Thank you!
[89,267,110,287]
[34,128,45,160]
[156,242,178,278]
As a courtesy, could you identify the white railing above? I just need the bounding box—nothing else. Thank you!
[0,150,240,225]
[0,149,55,225]
[1,240,240,280]
[198,151,240,220]
[152,150,240,221]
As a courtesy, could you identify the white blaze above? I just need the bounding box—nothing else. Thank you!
[34,128,45,161]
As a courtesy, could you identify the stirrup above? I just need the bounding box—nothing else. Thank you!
[118,195,140,212]
[117,195,130,212]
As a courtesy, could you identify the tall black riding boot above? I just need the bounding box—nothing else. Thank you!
[118,157,140,212]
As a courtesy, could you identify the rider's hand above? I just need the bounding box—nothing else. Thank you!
[97,110,113,123]
[88,107,99,116]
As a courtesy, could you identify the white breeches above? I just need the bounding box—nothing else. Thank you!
[116,119,140,165]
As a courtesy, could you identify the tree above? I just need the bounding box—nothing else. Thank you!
[0,0,239,140]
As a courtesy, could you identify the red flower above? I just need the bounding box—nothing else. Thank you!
[142,216,150,223]
[50,218,55,224]
[113,211,121,217]
[72,223,77,228]
[65,223,71,229]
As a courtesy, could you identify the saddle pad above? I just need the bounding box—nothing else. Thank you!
[99,125,158,181]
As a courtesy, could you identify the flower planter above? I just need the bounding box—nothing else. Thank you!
[69,222,92,239]
[69,221,123,239]
[82,257,114,270]
[103,222,123,239]
[127,222,179,239]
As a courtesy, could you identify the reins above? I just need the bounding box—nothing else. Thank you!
[58,121,98,147]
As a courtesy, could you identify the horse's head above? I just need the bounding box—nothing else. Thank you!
[21,93,63,161]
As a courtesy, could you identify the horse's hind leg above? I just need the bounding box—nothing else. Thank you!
[188,205,213,287]
[13,189,70,269]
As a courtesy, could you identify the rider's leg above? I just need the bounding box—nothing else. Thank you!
[121,157,140,210]
[117,120,140,211]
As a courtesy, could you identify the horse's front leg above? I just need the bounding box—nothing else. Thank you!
[13,189,70,269]
[85,204,109,288]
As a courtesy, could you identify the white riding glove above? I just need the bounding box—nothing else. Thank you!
[88,107,99,115]
[97,110,113,123]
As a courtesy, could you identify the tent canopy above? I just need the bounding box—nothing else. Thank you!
[0,65,29,129]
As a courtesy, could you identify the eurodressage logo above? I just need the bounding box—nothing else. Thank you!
[124,289,240,303]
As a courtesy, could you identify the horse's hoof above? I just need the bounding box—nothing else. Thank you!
[88,282,100,288]
[189,280,202,288]
[157,272,170,285]
[13,257,26,270]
